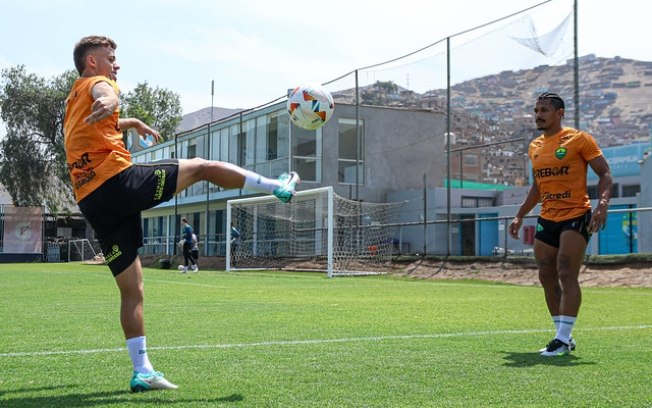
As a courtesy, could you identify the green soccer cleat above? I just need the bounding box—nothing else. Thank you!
[130,370,178,392]
[273,171,300,203]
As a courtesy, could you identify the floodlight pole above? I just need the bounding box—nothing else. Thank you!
[174,133,179,256]
[573,0,580,129]
[205,80,214,256]
[446,36,452,257]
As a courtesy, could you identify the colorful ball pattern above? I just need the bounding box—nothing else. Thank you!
[287,84,335,130]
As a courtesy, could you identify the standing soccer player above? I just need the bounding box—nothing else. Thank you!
[179,217,198,273]
[508,92,612,356]
[64,35,300,391]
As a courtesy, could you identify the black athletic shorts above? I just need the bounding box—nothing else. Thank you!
[78,160,179,276]
[535,210,591,249]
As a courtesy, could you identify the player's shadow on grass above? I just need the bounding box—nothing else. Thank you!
[1,386,243,407]
[500,351,597,368]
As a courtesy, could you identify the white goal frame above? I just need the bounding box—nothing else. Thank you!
[67,238,97,262]
[227,187,335,277]
[227,186,403,278]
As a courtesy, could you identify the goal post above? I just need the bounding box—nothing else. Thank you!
[227,187,334,276]
[226,187,403,277]
[67,238,98,262]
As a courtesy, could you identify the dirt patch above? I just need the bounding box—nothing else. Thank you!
[139,255,652,288]
[391,258,652,288]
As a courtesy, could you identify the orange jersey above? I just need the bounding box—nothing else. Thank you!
[64,76,132,202]
[528,127,603,221]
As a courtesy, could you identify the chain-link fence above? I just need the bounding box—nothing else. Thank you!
[321,0,578,256]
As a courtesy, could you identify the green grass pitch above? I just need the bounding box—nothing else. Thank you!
[1,262,650,407]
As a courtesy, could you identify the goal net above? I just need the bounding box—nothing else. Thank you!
[226,187,404,277]
[67,239,98,262]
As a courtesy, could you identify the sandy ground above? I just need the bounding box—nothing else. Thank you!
[391,258,652,288]
[136,255,652,288]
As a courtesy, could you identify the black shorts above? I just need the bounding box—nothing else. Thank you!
[78,161,179,276]
[535,210,591,249]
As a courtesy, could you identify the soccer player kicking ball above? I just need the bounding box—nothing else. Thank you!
[64,35,300,391]
[509,92,612,357]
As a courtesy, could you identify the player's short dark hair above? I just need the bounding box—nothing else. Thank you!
[181,217,188,223]
[537,92,565,110]
[73,35,117,75]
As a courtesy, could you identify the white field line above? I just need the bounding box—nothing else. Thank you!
[12,269,652,295]
[1,324,650,358]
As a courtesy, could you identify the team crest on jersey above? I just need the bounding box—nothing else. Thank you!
[555,147,567,159]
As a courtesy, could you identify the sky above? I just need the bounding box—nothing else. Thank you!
[0,0,650,139]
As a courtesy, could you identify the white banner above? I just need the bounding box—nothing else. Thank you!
[3,206,42,253]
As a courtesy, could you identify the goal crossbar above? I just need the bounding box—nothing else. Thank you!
[226,187,403,278]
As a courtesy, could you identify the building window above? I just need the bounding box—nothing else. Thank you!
[464,154,478,167]
[219,128,228,162]
[255,116,268,162]
[622,184,640,197]
[267,114,278,160]
[237,131,246,167]
[293,157,321,182]
[229,124,239,165]
[292,125,322,182]
[461,196,494,208]
[477,197,494,207]
[461,197,478,208]
[242,119,255,167]
[588,183,619,199]
[265,111,290,174]
[184,141,205,196]
[338,118,364,184]
[187,144,196,159]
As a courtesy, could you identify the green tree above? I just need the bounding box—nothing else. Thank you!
[121,82,182,141]
[0,67,183,211]
[0,66,77,211]
[375,80,398,93]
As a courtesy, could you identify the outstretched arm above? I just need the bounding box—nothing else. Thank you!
[508,182,540,239]
[118,118,162,143]
[84,80,162,142]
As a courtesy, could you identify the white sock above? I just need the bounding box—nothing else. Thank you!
[242,171,281,194]
[126,336,154,374]
[555,315,577,344]
[552,315,561,331]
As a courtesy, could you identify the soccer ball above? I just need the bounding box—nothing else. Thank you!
[287,84,334,130]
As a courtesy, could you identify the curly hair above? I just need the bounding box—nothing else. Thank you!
[73,35,117,75]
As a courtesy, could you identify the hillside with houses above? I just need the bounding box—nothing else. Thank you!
[332,55,652,186]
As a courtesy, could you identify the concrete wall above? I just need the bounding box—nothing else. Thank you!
[323,104,446,203]
[388,187,516,256]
